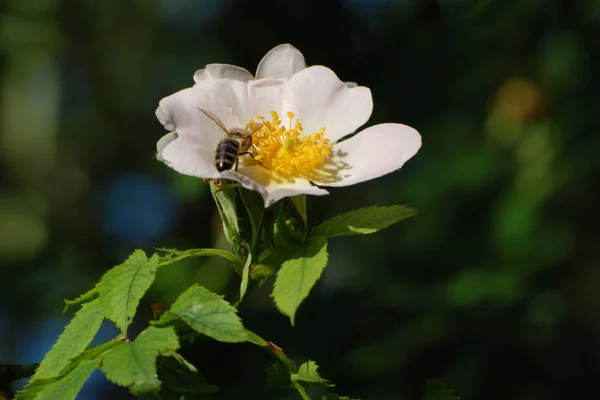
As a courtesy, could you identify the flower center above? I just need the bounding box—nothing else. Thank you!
[248,111,333,181]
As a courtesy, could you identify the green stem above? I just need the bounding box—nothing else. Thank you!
[291,380,311,400]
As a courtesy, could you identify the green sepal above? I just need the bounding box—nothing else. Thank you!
[239,187,265,249]
[291,195,308,227]
[239,252,252,302]
[273,205,303,250]
[210,181,242,252]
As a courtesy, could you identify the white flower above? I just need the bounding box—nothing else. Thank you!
[156,44,421,207]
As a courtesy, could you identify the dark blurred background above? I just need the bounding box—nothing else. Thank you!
[2,0,600,399]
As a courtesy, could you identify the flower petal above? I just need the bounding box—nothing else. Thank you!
[226,166,329,207]
[282,66,373,143]
[156,131,178,162]
[157,79,250,138]
[318,123,421,187]
[255,44,306,80]
[194,63,254,83]
[159,135,220,179]
[247,78,286,118]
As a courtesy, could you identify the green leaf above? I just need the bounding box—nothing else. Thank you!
[291,195,308,226]
[210,181,241,248]
[239,187,265,248]
[33,299,104,380]
[272,238,329,325]
[156,247,242,269]
[310,205,417,238]
[100,327,180,396]
[157,355,218,394]
[63,285,99,310]
[98,250,159,334]
[19,341,121,400]
[16,360,99,400]
[293,360,328,385]
[244,329,268,347]
[166,285,248,343]
[424,379,460,400]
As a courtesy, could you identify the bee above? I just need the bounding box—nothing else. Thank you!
[198,108,261,172]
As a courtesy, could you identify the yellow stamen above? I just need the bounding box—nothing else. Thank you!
[249,111,333,181]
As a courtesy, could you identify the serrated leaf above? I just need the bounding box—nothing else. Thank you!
[101,327,179,396]
[310,205,417,238]
[16,359,99,400]
[63,285,99,310]
[293,360,328,385]
[157,355,218,394]
[19,340,121,400]
[98,250,159,334]
[33,299,104,380]
[169,285,248,342]
[272,238,328,325]
[425,379,460,400]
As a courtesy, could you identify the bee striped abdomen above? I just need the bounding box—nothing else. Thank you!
[215,138,241,172]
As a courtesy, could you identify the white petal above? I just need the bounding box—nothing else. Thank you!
[247,78,286,117]
[225,166,329,207]
[156,79,250,138]
[255,44,306,80]
[263,181,329,207]
[159,136,220,179]
[282,66,373,143]
[156,131,178,162]
[193,63,254,83]
[318,123,421,187]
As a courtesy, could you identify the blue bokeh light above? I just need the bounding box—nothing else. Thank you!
[101,174,178,242]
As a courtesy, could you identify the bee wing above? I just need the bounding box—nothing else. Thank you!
[198,107,229,135]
